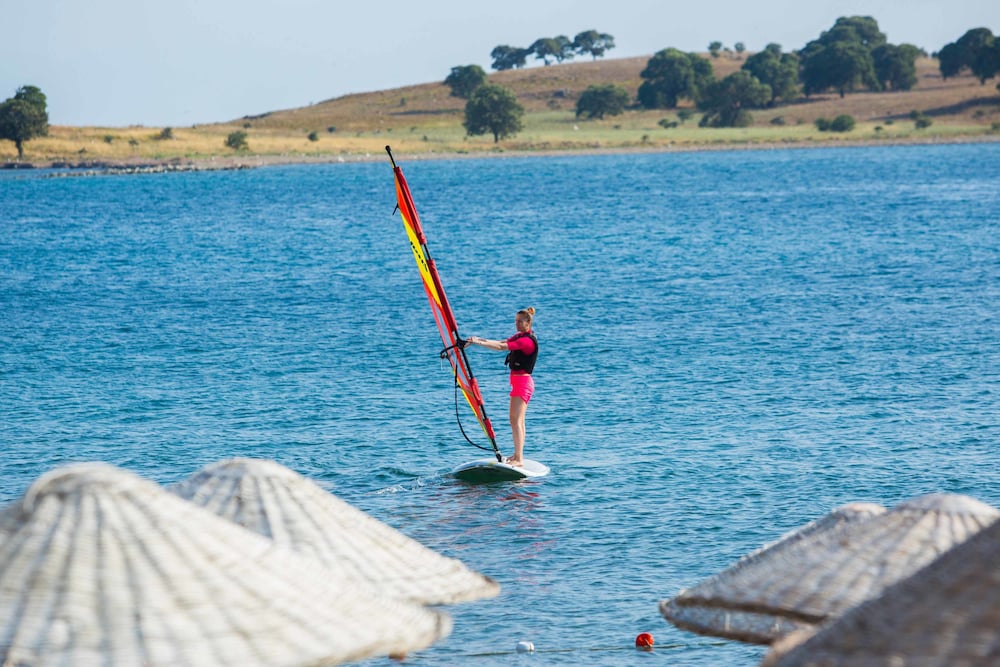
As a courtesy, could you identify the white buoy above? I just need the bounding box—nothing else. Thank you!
[515,641,535,653]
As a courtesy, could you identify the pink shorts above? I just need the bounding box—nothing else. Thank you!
[509,373,535,403]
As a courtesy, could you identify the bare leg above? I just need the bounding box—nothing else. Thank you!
[507,396,527,466]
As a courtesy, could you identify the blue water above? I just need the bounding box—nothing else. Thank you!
[2,143,998,666]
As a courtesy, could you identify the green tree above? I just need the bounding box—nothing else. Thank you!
[637,48,714,109]
[0,85,49,158]
[961,28,997,83]
[490,45,529,71]
[225,130,248,151]
[463,83,524,142]
[822,15,887,49]
[552,35,575,63]
[734,42,746,58]
[936,28,997,82]
[573,30,615,60]
[575,84,630,119]
[708,41,723,58]
[937,42,965,79]
[697,71,771,127]
[529,38,561,65]
[800,39,878,97]
[527,36,575,65]
[799,16,885,96]
[445,65,487,99]
[872,43,920,90]
[742,43,800,103]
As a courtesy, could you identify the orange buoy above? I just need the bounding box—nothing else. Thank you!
[635,632,654,649]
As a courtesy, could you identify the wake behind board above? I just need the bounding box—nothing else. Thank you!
[452,457,550,484]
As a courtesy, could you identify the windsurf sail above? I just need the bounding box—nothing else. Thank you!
[386,146,502,462]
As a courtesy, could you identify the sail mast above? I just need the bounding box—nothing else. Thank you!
[387,146,502,462]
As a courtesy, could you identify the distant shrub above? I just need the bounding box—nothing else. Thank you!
[992,121,1000,133]
[874,125,883,133]
[658,118,678,129]
[830,114,855,132]
[769,116,785,125]
[307,131,319,142]
[815,115,855,132]
[243,122,252,129]
[156,127,174,140]
[327,126,336,133]
[885,119,894,125]
[128,138,139,147]
[103,135,114,144]
[225,130,248,151]
[915,116,933,129]
[677,109,695,124]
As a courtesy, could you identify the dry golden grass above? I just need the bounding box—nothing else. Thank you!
[4,55,998,165]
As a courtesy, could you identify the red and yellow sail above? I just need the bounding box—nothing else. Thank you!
[388,147,501,459]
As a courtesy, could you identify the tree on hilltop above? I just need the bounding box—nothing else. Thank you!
[0,85,49,158]
[463,83,524,142]
[490,45,530,71]
[529,36,574,65]
[573,30,615,60]
[445,65,487,99]
[637,48,714,109]
[708,41,723,58]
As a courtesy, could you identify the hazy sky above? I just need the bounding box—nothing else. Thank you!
[1,0,995,127]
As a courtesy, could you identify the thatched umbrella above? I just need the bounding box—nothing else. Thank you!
[762,513,1000,666]
[0,462,450,666]
[660,494,997,644]
[170,457,499,605]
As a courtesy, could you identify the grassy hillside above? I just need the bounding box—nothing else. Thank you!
[5,55,999,165]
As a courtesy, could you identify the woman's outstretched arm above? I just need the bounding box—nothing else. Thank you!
[465,336,508,351]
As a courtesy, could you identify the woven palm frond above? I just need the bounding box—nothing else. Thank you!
[661,495,997,644]
[170,457,499,605]
[0,462,450,667]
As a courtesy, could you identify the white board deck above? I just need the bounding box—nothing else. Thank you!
[451,457,550,484]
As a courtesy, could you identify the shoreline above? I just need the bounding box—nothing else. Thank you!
[5,133,998,175]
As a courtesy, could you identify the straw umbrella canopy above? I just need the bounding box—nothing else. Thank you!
[660,494,998,644]
[763,513,1000,667]
[0,462,451,667]
[170,457,499,605]
[660,502,886,643]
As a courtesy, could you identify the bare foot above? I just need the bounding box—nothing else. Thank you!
[505,457,523,467]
